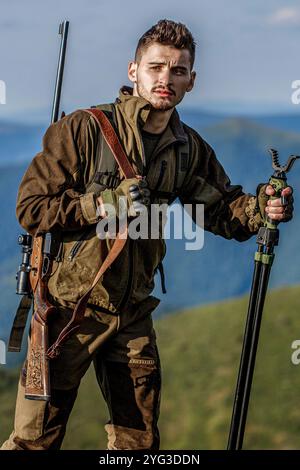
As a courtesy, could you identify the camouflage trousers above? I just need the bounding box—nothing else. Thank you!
[1,295,161,450]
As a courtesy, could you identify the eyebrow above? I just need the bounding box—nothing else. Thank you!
[148,61,188,71]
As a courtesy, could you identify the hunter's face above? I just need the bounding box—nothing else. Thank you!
[128,43,196,111]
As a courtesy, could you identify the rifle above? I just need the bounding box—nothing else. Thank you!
[24,20,69,400]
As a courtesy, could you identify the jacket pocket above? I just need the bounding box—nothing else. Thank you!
[48,228,104,303]
[67,226,95,261]
[48,228,129,310]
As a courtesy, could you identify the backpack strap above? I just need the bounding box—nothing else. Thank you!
[47,109,137,359]
[87,109,136,178]
[86,104,121,193]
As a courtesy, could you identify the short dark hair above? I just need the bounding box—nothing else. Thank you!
[135,19,196,69]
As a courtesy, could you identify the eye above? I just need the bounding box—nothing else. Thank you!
[173,68,186,76]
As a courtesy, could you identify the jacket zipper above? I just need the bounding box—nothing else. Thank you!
[154,160,167,191]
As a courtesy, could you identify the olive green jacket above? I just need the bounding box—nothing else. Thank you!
[16,87,262,312]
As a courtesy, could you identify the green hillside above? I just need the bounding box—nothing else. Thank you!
[1,285,300,450]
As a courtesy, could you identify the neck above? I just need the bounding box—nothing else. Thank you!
[132,85,173,133]
[143,108,173,134]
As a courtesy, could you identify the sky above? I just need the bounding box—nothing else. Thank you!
[0,0,300,123]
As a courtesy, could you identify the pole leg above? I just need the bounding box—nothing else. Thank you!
[227,257,262,449]
[234,262,272,449]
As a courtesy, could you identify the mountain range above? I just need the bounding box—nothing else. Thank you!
[0,110,300,366]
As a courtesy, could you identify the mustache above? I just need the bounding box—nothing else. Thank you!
[152,86,176,96]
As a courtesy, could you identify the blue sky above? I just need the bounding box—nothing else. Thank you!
[0,0,300,123]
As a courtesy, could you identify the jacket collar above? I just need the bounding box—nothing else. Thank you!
[117,86,188,144]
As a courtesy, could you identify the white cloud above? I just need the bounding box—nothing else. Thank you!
[268,7,300,25]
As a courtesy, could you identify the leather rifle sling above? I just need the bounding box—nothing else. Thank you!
[47,108,137,359]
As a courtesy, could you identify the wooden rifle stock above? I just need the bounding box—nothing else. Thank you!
[25,236,56,401]
[25,278,56,400]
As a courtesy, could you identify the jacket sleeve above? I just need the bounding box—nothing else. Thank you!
[16,110,100,236]
[179,129,263,242]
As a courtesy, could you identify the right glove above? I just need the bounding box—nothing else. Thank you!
[100,177,151,218]
[128,178,151,216]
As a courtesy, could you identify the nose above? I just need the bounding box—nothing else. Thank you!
[158,67,172,86]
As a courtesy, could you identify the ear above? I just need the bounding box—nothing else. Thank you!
[186,71,196,93]
[128,61,138,84]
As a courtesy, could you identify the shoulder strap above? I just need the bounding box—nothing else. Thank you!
[47,109,137,359]
[8,294,32,352]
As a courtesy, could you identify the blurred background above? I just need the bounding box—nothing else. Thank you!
[1,0,300,449]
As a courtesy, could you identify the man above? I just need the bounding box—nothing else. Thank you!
[1,19,293,450]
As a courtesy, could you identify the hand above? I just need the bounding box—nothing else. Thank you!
[128,177,151,216]
[264,185,294,222]
[96,176,150,218]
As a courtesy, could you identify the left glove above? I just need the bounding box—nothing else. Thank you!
[256,183,294,223]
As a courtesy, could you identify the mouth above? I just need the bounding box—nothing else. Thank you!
[153,89,174,97]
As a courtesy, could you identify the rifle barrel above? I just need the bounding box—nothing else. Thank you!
[51,20,69,124]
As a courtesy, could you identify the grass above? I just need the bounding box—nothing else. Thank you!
[1,285,300,449]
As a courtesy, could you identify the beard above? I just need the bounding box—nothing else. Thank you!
[136,82,176,111]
